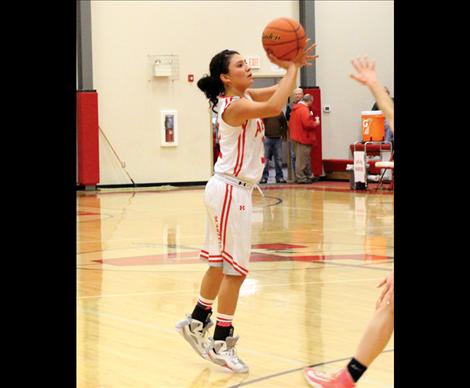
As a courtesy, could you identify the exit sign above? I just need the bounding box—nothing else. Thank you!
[247,56,261,69]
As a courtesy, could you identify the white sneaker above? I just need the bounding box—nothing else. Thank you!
[176,314,214,359]
[206,336,249,373]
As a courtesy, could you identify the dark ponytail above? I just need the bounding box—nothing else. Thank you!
[197,75,224,113]
[197,49,239,113]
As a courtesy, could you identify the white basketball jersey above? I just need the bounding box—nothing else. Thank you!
[214,94,265,184]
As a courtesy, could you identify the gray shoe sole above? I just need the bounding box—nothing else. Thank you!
[207,351,249,373]
[176,326,208,360]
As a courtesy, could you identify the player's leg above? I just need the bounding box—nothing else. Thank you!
[295,142,309,183]
[353,284,394,367]
[206,185,251,373]
[304,285,394,387]
[176,178,225,359]
[303,144,314,180]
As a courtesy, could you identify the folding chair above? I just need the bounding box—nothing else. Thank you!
[375,151,394,190]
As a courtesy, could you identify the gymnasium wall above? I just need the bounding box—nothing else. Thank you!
[90,1,298,185]
[90,1,393,185]
[315,1,394,159]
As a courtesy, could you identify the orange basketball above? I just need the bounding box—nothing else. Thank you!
[262,17,307,61]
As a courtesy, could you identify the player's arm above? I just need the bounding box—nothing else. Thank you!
[224,64,298,125]
[367,81,394,133]
[350,56,394,133]
[246,85,278,102]
[224,44,318,126]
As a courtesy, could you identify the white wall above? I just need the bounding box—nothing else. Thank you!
[315,1,394,159]
[90,1,393,184]
[91,1,298,185]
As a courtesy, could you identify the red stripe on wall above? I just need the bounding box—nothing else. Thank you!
[77,91,100,186]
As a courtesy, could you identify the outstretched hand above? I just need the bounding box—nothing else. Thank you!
[350,56,378,86]
[376,271,394,308]
[267,41,318,70]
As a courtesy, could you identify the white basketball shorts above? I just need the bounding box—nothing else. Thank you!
[199,175,253,276]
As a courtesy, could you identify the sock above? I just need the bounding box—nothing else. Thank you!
[213,313,234,342]
[191,295,214,326]
[346,358,368,382]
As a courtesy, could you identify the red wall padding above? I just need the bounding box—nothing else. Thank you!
[77,91,100,186]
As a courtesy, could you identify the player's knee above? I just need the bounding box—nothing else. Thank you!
[225,273,247,285]
[208,266,224,278]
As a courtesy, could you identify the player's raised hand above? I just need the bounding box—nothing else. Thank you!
[294,41,319,67]
[267,41,318,70]
[350,56,378,86]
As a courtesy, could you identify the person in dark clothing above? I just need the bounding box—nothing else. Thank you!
[260,112,288,184]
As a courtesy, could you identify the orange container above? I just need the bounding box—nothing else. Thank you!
[361,110,385,141]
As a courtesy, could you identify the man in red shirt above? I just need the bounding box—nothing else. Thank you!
[288,94,320,183]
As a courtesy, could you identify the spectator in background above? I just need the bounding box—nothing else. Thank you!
[286,87,304,121]
[286,87,304,174]
[289,94,320,184]
[260,111,288,184]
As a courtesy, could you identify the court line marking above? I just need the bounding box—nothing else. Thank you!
[77,276,385,300]
[80,309,316,367]
[80,293,394,386]
[228,349,394,387]
[317,261,393,272]
[79,309,393,379]
[77,241,394,256]
[77,223,393,241]
[76,258,393,274]
[76,262,393,274]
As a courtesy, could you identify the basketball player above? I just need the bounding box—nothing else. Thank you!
[304,56,394,387]
[176,45,318,373]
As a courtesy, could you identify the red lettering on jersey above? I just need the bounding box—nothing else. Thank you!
[261,156,266,164]
[214,216,221,239]
[240,205,245,211]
